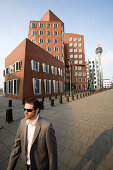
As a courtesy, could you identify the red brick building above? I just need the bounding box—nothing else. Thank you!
[28,10,64,63]
[3,10,87,99]
[64,33,87,92]
[3,38,64,100]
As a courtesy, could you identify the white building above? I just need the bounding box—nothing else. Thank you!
[103,79,112,88]
[86,57,103,90]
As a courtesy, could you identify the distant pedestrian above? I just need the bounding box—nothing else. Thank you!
[7,98,57,170]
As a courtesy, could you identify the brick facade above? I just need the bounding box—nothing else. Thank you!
[64,33,87,92]
[4,38,64,100]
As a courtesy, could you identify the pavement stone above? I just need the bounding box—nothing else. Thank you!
[0,89,113,170]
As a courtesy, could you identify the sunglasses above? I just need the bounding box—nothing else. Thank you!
[24,108,34,112]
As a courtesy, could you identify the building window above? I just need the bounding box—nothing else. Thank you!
[78,72,82,76]
[74,43,77,47]
[54,31,58,36]
[73,84,77,90]
[6,67,10,75]
[83,84,86,89]
[3,82,7,93]
[79,60,82,64]
[32,23,37,28]
[78,49,82,52]
[53,23,58,28]
[54,47,59,52]
[74,60,78,64]
[53,80,58,93]
[31,39,36,44]
[54,39,58,44]
[59,81,63,92]
[31,60,39,72]
[79,84,82,90]
[69,37,72,41]
[47,47,52,52]
[78,43,82,47]
[73,38,77,41]
[47,23,51,28]
[51,66,57,75]
[54,55,59,60]
[74,78,77,82]
[79,55,82,58]
[13,79,19,95]
[74,66,77,70]
[78,37,82,41]
[15,61,21,72]
[78,66,82,70]
[69,49,73,52]
[47,39,51,44]
[83,78,86,82]
[58,68,62,76]
[69,43,72,47]
[78,78,82,82]
[33,78,41,95]
[70,54,73,58]
[39,23,44,28]
[74,54,78,58]
[39,38,44,44]
[74,72,77,76]
[39,31,44,36]
[47,31,51,36]
[83,72,86,76]
[9,65,14,74]
[8,80,12,94]
[44,79,51,94]
[74,49,77,52]
[42,63,49,73]
[32,31,37,36]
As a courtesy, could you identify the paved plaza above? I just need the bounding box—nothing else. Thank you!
[0,89,113,170]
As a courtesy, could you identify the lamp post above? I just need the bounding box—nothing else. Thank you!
[68,59,71,96]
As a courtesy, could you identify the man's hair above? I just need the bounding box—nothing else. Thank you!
[25,98,40,112]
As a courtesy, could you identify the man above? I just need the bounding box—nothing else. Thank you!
[7,98,57,170]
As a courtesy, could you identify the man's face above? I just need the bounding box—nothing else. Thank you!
[24,103,39,121]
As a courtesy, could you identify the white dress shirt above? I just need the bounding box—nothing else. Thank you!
[26,114,39,165]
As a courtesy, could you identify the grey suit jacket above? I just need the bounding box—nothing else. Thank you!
[7,115,58,170]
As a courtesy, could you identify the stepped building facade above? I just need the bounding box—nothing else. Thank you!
[3,10,87,99]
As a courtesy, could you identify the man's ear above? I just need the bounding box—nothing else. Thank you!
[36,108,39,115]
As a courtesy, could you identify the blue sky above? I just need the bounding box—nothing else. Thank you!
[0,0,113,88]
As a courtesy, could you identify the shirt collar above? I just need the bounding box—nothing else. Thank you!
[26,114,40,126]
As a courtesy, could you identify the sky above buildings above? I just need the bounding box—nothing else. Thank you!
[0,0,113,88]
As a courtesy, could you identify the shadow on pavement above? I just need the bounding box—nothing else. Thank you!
[74,127,113,170]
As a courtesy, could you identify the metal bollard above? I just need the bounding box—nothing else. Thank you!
[6,109,13,122]
[40,101,44,110]
[51,99,54,106]
[66,96,69,102]
[49,95,51,100]
[72,95,74,100]
[59,95,62,104]
[76,94,79,99]
[42,96,44,101]
[8,100,12,107]
[80,93,82,98]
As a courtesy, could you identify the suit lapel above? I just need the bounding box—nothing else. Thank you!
[23,120,28,153]
[31,116,41,145]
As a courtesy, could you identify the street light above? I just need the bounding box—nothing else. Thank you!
[68,59,71,96]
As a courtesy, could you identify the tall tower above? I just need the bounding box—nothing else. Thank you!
[95,42,103,67]
[95,42,103,89]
